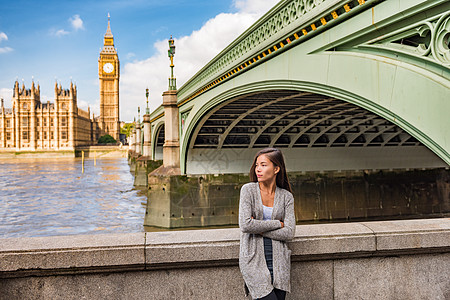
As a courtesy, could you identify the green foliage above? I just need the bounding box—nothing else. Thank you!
[98,134,117,144]
[120,123,134,137]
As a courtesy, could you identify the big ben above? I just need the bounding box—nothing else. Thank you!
[98,14,120,141]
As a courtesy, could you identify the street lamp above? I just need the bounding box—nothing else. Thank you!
[168,35,176,90]
[137,106,140,124]
[145,87,149,114]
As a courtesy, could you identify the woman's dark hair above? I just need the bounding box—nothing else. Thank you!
[249,148,292,193]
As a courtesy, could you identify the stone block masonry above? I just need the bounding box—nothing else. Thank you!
[144,169,450,228]
[0,218,449,299]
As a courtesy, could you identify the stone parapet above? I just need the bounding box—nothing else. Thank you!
[1,219,449,299]
[0,233,146,276]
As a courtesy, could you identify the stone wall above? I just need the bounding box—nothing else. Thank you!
[1,218,449,299]
[144,168,450,228]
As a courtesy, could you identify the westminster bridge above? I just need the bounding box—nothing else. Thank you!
[138,0,450,175]
[127,0,450,229]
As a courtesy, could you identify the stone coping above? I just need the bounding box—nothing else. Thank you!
[1,218,449,278]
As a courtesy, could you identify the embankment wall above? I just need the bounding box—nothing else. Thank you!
[1,218,449,299]
[0,146,127,159]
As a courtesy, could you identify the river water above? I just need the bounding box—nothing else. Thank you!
[0,157,147,238]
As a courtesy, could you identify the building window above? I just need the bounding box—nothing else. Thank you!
[61,117,67,127]
[50,118,54,127]
[44,131,47,139]
[23,103,27,110]
[62,103,67,110]
[36,118,40,126]
[6,119,11,128]
[22,117,28,127]
[43,118,47,127]
[36,131,40,139]
[22,131,28,140]
[61,131,67,140]
[50,131,54,139]
[6,132,11,140]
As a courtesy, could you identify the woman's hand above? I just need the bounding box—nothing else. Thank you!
[280,221,284,228]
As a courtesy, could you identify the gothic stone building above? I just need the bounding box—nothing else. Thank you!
[0,81,92,150]
[0,17,120,151]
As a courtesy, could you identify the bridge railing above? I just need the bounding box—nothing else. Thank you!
[177,0,376,104]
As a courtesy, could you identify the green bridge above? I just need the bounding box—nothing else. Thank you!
[128,0,450,228]
[135,0,449,175]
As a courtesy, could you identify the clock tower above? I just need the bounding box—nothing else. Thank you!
[98,14,120,141]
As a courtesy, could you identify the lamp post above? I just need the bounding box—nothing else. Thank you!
[145,88,149,114]
[136,107,141,155]
[138,106,140,123]
[168,35,176,90]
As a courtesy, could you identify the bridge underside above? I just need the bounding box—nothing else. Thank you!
[154,126,164,161]
[186,90,446,175]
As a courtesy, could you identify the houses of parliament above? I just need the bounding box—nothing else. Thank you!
[0,17,120,151]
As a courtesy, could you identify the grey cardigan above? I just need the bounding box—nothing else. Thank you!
[239,182,296,299]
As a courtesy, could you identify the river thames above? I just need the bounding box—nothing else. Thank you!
[0,157,147,238]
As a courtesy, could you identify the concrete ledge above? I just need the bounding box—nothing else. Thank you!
[0,233,145,276]
[1,218,448,279]
[362,219,450,252]
[291,222,376,259]
[146,228,240,267]
[1,219,449,300]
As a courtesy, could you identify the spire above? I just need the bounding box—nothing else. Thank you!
[104,13,113,38]
[101,13,116,54]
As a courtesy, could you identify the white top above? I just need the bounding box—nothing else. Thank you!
[262,204,273,221]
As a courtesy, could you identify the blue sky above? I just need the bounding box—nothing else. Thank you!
[0,0,278,121]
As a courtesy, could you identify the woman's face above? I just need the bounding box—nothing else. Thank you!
[255,154,279,183]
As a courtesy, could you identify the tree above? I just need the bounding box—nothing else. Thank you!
[120,123,134,137]
[98,134,117,144]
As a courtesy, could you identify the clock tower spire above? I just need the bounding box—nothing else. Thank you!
[98,13,120,142]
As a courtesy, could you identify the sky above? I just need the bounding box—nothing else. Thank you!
[0,0,279,122]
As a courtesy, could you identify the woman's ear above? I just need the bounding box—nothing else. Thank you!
[274,166,280,174]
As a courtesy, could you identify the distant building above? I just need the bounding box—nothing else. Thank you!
[0,17,120,151]
[0,81,92,150]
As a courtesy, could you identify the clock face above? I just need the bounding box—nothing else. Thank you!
[103,62,114,73]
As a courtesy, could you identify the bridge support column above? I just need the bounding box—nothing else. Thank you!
[161,90,180,174]
[129,129,136,156]
[135,124,141,156]
[142,114,151,158]
[133,114,153,187]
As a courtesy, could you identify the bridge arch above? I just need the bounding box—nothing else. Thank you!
[181,75,447,174]
[152,122,164,161]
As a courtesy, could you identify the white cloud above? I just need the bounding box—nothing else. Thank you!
[232,0,279,14]
[0,32,13,54]
[54,29,69,37]
[126,52,136,60]
[0,88,13,104]
[69,14,84,31]
[49,15,83,38]
[0,46,13,54]
[120,0,276,122]
[0,32,8,42]
[77,98,99,117]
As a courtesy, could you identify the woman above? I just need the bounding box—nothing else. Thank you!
[239,148,295,300]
